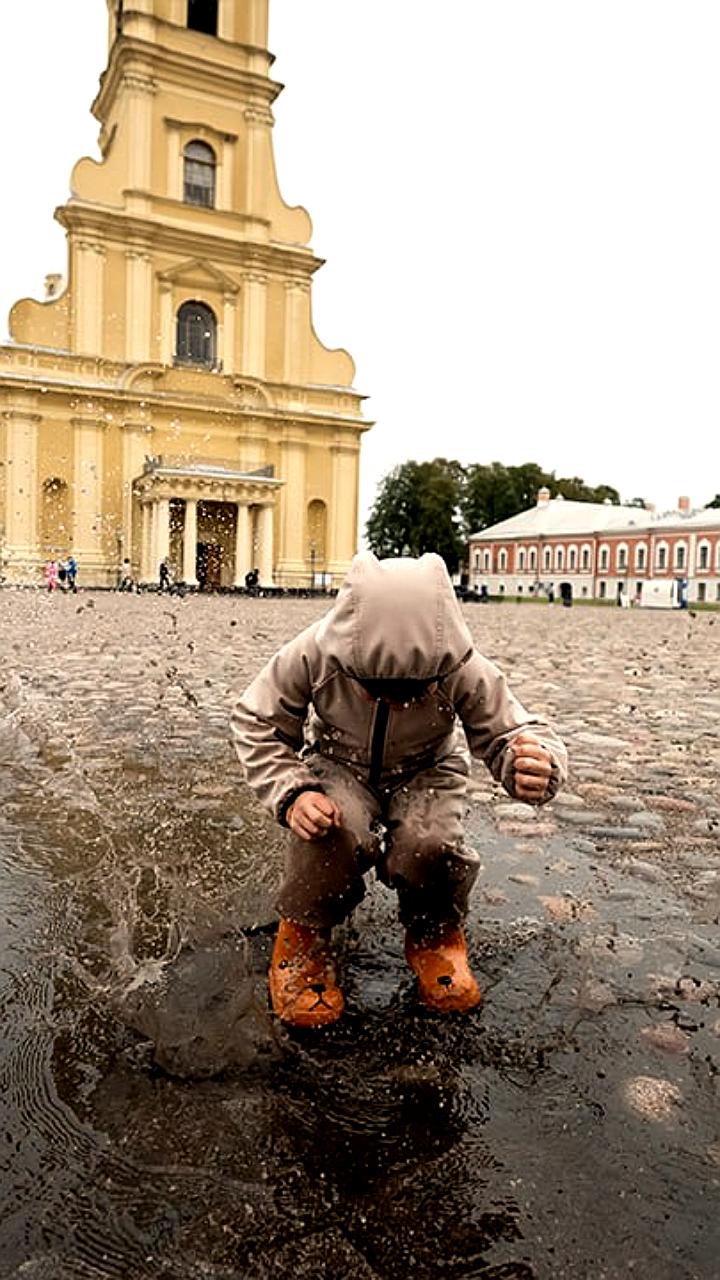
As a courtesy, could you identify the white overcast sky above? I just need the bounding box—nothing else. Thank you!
[2,1,720,527]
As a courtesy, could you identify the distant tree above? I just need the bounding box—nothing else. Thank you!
[461,462,526,535]
[365,458,464,571]
[705,494,720,509]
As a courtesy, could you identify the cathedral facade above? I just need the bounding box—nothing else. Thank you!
[0,0,368,588]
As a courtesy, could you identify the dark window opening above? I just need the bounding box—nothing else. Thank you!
[183,140,216,207]
[176,301,217,367]
[187,0,218,35]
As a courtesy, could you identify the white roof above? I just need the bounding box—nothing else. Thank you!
[470,498,720,541]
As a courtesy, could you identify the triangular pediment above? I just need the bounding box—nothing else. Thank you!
[158,258,239,294]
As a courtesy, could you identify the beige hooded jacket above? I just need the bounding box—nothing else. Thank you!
[231,553,567,823]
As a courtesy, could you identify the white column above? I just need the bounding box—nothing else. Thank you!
[125,250,153,362]
[242,272,267,379]
[71,416,105,575]
[4,410,40,566]
[140,501,152,582]
[222,293,237,375]
[234,503,251,586]
[256,504,274,586]
[156,498,171,571]
[182,499,198,586]
[217,0,234,40]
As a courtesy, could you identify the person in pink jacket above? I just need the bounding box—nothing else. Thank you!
[232,552,567,1028]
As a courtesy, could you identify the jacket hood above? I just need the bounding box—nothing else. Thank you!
[315,552,474,680]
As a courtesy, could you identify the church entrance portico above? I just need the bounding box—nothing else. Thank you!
[134,459,281,588]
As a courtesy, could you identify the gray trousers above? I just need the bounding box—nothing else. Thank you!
[277,753,481,937]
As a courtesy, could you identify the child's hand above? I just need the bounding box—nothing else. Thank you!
[511,732,555,804]
[287,791,343,841]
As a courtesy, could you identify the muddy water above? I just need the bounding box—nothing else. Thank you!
[0,593,718,1279]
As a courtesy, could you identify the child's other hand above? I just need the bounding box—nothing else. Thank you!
[287,791,342,840]
[511,732,554,803]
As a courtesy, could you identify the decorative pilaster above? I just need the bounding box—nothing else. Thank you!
[125,250,153,362]
[219,136,235,209]
[182,499,198,586]
[3,409,40,564]
[244,106,274,219]
[276,428,307,577]
[125,72,156,192]
[242,271,267,379]
[121,421,152,569]
[74,241,106,355]
[283,279,311,384]
[222,293,236,375]
[71,416,105,570]
[159,283,174,365]
[327,440,359,577]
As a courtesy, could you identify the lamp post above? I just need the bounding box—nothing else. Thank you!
[309,540,316,592]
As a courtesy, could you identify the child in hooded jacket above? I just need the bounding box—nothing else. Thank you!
[232,552,567,1027]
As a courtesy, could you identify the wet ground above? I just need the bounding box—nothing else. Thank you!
[0,591,718,1279]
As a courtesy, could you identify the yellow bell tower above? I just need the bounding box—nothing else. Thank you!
[1,0,368,588]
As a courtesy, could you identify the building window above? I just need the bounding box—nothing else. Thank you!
[599,546,609,571]
[657,544,667,570]
[183,140,216,207]
[716,583,720,602]
[518,549,525,571]
[599,581,606,599]
[176,301,217,367]
[581,585,588,597]
[555,547,564,570]
[698,542,709,571]
[543,548,551,571]
[697,583,706,603]
[581,546,590,571]
[617,544,627,571]
[636,545,646,571]
[517,584,523,594]
[187,0,218,35]
[529,549,537,571]
[473,551,480,570]
[499,549,507,572]
[675,543,686,570]
[568,547,577,570]
[483,551,491,572]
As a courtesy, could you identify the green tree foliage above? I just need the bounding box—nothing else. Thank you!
[365,458,464,571]
[366,458,624,563]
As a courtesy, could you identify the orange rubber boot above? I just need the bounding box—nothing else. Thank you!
[269,919,344,1028]
[405,927,482,1013]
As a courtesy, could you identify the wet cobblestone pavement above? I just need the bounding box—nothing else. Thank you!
[0,592,718,1278]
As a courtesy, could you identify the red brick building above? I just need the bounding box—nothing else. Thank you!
[467,489,720,606]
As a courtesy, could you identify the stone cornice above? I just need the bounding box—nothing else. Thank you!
[55,205,322,279]
[133,473,281,506]
[163,117,238,144]
[70,416,109,431]
[92,39,281,125]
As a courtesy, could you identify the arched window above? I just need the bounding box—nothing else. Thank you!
[187,0,218,36]
[483,550,491,572]
[616,543,628,571]
[656,542,668,571]
[543,548,551,571]
[518,548,526,571]
[176,301,217,367]
[568,545,577,571]
[599,544,609,571]
[635,544,647,571]
[581,545,591,571]
[555,546,564,571]
[674,542,686,570]
[529,548,537,571]
[498,549,507,572]
[698,541,710,571]
[183,140,216,207]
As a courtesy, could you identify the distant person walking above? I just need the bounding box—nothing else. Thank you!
[66,555,78,593]
[44,560,59,593]
[118,558,135,592]
[244,567,260,597]
[159,558,172,593]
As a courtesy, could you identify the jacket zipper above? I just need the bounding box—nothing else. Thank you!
[368,700,390,788]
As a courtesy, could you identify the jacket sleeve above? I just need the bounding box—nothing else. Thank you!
[230,625,324,824]
[444,651,568,803]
